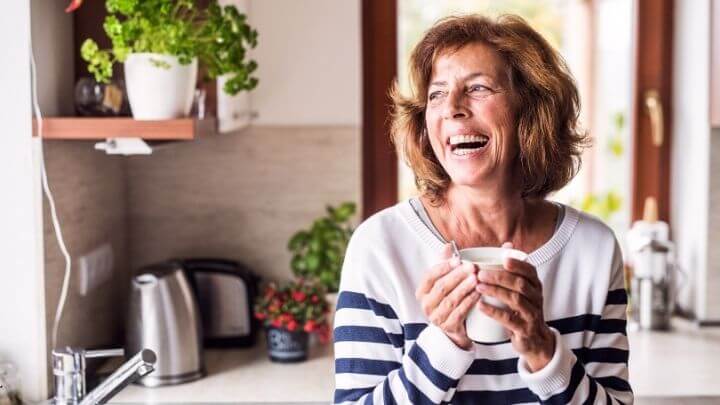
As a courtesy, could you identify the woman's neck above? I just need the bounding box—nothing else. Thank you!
[422,184,543,251]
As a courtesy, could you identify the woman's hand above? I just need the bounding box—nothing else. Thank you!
[475,243,555,372]
[415,243,481,351]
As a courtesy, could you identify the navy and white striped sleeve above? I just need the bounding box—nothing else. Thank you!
[333,244,476,404]
[517,240,633,404]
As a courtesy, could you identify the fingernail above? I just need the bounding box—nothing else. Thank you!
[450,257,461,267]
[463,262,475,273]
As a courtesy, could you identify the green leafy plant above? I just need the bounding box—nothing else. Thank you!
[574,190,623,221]
[607,111,626,158]
[288,202,356,293]
[79,0,258,95]
[254,279,331,343]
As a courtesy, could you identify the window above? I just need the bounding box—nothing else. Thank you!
[397,0,634,243]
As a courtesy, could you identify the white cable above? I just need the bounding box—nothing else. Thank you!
[30,51,72,350]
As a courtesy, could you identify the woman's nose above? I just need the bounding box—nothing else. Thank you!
[442,92,469,120]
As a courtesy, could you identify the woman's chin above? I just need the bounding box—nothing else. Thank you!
[447,172,490,188]
[445,160,490,185]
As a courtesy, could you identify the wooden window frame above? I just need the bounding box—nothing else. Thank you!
[362,0,675,224]
[631,0,674,223]
[361,0,398,219]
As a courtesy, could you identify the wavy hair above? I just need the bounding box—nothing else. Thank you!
[390,14,590,205]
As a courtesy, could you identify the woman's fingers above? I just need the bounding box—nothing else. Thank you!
[476,299,526,335]
[475,282,537,323]
[502,258,541,287]
[415,243,460,299]
[422,262,475,315]
[476,269,542,305]
[427,269,478,325]
[442,290,482,329]
[416,260,453,299]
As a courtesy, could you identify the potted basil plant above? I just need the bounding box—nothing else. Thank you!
[287,202,356,324]
[79,0,259,120]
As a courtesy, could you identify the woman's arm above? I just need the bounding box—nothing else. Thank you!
[333,240,476,404]
[517,240,633,404]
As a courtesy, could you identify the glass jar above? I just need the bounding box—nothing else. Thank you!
[74,77,130,117]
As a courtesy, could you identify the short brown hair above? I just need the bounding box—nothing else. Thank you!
[391,14,589,205]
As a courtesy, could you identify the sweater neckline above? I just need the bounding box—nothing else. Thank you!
[398,198,580,267]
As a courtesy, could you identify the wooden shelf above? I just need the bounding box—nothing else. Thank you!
[33,117,217,140]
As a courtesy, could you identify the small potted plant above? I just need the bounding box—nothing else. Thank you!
[287,202,357,316]
[78,0,259,120]
[254,279,330,363]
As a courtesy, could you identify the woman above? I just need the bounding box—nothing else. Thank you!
[333,14,632,405]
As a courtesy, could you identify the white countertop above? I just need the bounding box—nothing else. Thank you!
[110,337,334,404]
[628,317,720,397]
[107,319,720,403]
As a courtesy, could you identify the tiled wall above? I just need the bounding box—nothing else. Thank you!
[126,125,361,282]
[42,141,130,384]
[42,125,361,384]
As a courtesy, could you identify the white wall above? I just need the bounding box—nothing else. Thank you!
[672,0,712,320]
[249,0,362,126]
[0,1,48,401]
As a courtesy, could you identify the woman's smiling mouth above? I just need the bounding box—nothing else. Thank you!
[448,134,490,156]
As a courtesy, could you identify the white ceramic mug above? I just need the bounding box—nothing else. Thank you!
[459,247,529,343]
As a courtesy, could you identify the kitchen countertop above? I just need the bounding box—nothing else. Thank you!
[109,337,334,404]
[107,318,720,403]
[628,317,720,397]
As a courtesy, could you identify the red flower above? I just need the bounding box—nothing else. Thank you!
[317,324,331,344]
[268,299,281,312]
[65,0,83,13]
[256,280,328,335]
[304,320,316,333]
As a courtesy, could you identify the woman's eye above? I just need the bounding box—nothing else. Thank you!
[468,84,490,93]
[428,91,443,100]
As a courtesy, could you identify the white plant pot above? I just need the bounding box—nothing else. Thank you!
[124,53,198,120]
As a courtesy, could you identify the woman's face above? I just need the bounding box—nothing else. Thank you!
[424,42,518,190]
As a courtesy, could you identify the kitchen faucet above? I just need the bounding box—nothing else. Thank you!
[51,347,156,405]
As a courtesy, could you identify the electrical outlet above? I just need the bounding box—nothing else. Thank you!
[78,243,114,296]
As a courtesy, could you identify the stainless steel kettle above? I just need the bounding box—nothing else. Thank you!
[126,261,205,386]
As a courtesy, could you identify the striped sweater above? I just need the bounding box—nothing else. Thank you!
[333,200,632,404]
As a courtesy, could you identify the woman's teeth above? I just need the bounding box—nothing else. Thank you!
[449,134,489,156]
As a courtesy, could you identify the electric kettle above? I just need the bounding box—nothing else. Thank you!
[126,261,205,386]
